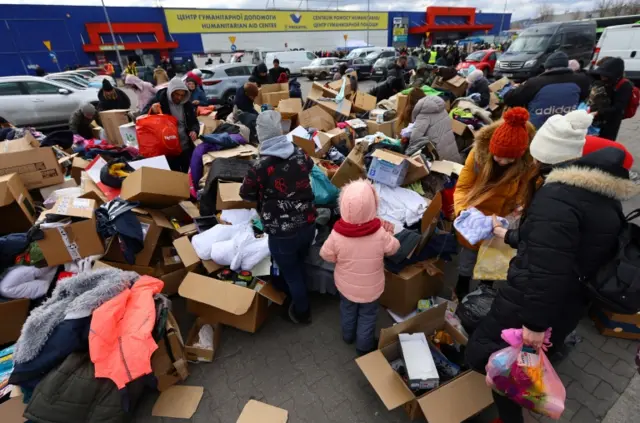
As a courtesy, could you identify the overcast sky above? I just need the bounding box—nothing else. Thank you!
[0,0,598,21]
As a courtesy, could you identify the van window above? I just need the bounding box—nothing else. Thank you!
[306,52,316,60]
[507,34,552,53]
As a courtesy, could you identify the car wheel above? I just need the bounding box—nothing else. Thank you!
[223,90,236,105]
[319,72,328,80]
[307,76,315,81]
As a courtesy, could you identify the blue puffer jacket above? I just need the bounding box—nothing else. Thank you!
[190,86,209,106]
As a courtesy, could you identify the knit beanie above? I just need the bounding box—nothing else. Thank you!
[530,110,593,165]
[489,107,530,159]
[102,79,114,90]
[256,110,283,142]
[544,51,569,70]
[466,69,484,84]
[82,103,96,117]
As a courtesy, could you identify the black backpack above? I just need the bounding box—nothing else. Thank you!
[582,209,640,314]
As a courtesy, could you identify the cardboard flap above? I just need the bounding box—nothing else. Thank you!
[172,237,201,268]
[299,106,335,131]
[1,132,38,153]
[371,149,405,165]
[417,371,494,423]
[179,272,256,315]
[355,350,415,410]
[254,279,286,305]
[379,303,447,348]
[152,385,204,419]
[278,98,303,116]
[203,145,258,161]
[237,400,288,423]
[50,197,96,219]
[446,75,467,88]
[489,77,510,93]
[0,174,17,206]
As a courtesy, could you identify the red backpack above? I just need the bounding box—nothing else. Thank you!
[616,78,640,119]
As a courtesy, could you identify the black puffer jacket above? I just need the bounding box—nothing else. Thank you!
[249,62,270,86]
[591,57,635,141]
[466,148,638,372]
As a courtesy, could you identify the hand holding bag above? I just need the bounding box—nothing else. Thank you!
[136,113,182,158]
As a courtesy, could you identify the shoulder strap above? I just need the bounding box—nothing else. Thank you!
[615,78,629,90]
[625,208,640,222]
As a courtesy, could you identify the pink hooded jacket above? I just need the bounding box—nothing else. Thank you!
[124,74,157,113]
[320,179,400,303]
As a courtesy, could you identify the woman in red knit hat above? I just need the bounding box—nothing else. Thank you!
[453,107,537,299]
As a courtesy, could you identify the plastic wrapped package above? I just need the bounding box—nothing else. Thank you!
[473,236,517,281]
[456,284,497,334]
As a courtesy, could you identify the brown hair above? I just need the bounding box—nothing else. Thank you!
[398,88,426,129]
[244,82,259,99]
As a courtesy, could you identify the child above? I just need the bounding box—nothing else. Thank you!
[320,179,400,355]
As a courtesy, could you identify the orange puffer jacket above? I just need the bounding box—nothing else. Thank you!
[89,276,164,389]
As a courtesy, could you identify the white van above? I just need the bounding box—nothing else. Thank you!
[265,51,318,75]
[345,47,394,61]
[591,23,640,81]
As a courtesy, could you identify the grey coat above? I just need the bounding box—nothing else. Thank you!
[408,96,462,163]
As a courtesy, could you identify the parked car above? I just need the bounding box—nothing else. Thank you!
[301,58,339,80]
[590,23,640,81]
[371,56,423,82]
[330,58,374,80]
[0,76,99,129]
[192,64,255,105]
[495,21,596,81]
[265,51,317,75]
[344,47,395,61]
[456,49,499,77]
[45,74,91,90]
[56,70,116,88]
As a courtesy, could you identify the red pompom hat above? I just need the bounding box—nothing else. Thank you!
[489,107,530,159]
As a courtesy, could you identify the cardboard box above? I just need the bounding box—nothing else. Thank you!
[292,129,342,159]
[489,77,510,93]
[0,394,27,423]
[72,157,90,185]
[396,93,408,114]
[185,319,222,362]
[37,198,105,266]
[0,173,36,235]
[380,261,443,316]
[255,83,290,106]
[330,141,368,188]
[0,133,64,189]
[151,312,189,391]
[103,215,162,266]
[0,298,30,346]
[237,400,289,423]
[92,126,102,140]
[198,115,221,135]
[120,167,190,207]
[366,149,429,188]
[352,92,377,112]
[39,178,78,203]
[179,272,286,333]
[327,71,357,96]
[119,122,138,147]
[432,75,468,98]
[172,236,222,275]
[216,181,256,211]
[278,98,303,129]
[366,118,398,138]
[591,306,640,340]
[306,82,352,120]
[356,304,493,421]
[298,105,335,132]
[99,109,129,146]
[147,201,200,237]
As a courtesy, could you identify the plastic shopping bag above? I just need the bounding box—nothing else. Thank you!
[473,236,517,281]
[456,284,496,334]
[310,165,340,205]
[135,113,182,158]
[486,328,566,419]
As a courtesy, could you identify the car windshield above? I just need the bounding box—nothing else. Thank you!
[374,58,393,67]
[51,78,85,89]
[507,35,552,53]
[309,59,323,66]
[345,50,365,59]
[466,51,486,62]
[365,52,380,60]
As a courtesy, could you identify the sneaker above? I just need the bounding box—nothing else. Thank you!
[287,302,312,324]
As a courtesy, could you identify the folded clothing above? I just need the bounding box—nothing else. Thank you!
[375,183,428,234]
[454,207,508,245]
[0,265,58,299]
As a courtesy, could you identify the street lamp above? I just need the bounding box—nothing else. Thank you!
[100,0,124,73]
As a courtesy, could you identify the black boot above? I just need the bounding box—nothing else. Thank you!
[455,275,471,301]
[288,302,312,324]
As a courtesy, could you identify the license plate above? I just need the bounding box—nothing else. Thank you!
[503,73,513,78]
[375,71,383,74]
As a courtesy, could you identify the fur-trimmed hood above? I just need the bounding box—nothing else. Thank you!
[14,268,138,363]
[545,147,640,201]
[472,118,537,166]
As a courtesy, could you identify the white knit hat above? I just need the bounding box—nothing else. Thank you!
[529,110,593,164]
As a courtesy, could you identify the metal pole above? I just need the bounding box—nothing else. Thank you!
[100,0,123,74]
[498,0,508,43]
[366,0,370,46]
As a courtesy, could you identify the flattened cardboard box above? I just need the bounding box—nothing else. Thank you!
[179,272,286,333]
[0,298,30,346]
[197,115,221,135]
[37,198,105,267]
[185,319,222,362]
[216,181,256,211]
[0,133,64,190]
[0,173,36,236]
[353,91,377,112]
[120,167,190,207]
[356,304,493,422]
[237,400,288,423]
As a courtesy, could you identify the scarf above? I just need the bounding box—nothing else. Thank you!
[333,218,381,238]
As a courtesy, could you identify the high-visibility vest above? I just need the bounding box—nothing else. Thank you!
[429,51,437,64]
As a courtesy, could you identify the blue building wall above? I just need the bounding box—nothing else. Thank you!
[0,5,203,76]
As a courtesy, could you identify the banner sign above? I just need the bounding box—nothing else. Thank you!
[165,9,388,33]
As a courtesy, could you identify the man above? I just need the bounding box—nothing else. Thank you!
[249,62,270,87]
[104,62,115,78]
[369,76,405,102]
[268,58,290,83]
[143,77,199,173]
[35,65,45,77]
[504,52,590,128]
[124,61,138,77]
[69,103,97,140]
[235,82,259,115]
[97,79,131,112]
[428,48,437,65]
[387,56,408,90]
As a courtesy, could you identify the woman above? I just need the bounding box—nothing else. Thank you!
[466,69,491,108]
[407,96,461,163]
[467,110,637,423]
[398,87,425,130]
[185,76,209,107]
[590,57,634,141]
[124,74,156,113]
[240,111,316,324]
[453,107,536,299]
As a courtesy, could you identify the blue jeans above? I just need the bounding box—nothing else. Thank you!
[339,294,378,352]
[268,224,315,314]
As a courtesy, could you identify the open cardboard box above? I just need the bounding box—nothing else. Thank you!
[292,129,344,159]
[255,83,290,106]
[103,214,162,267]
[151,311,189,391]
[198,115,221,135]
[185,319,222,362]
[0,298,30,346]
[306,82,352,121]
[172,235,222,275]
[71,157,90,185]
[278,98,303,129]
[367,149,429,187]
[37,198,105,266]
[451,118,477,153]
[356,304,494,421]
[147,201,200,238]
[0,173,37,236]
[432,75,468,98]
[0,132,64,189]
[179,272,286,333]
[330,141,368,188]
[298,105,336,132]
[352,91,377,113]
[366,118,398,138]
[217,181,256,211]
[97,259,188,295]
[99,109,129,146]
[120,167,190,207]
[327,70,357,96]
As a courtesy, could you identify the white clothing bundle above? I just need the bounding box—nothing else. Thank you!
[0,265,58,299]
[374,183,428,234]
[191,223,270,272]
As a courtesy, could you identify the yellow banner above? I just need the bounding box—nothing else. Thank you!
[165,9,388,33]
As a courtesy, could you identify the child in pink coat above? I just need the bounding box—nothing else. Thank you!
[320,179,400,354]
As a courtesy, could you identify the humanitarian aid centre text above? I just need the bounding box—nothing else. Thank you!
[165,10,389,33]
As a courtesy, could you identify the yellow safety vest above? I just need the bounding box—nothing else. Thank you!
[429,51,437,64]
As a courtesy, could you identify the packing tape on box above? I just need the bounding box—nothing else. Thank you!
[57,226,82,261]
